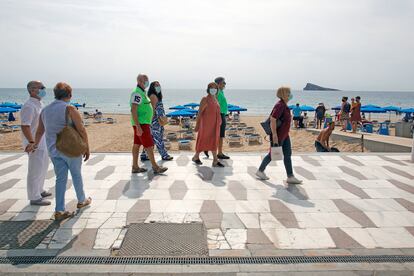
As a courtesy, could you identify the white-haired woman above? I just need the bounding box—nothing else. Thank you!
[256,86,302,184]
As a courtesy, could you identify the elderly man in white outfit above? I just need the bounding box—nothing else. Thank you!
[21,81,52,206]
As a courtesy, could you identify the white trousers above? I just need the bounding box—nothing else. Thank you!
[27,149,49,201]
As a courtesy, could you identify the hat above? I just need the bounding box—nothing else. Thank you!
[214,77,225,84]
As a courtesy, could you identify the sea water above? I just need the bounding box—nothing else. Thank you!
[1,88,413,116]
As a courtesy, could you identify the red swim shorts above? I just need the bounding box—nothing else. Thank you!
[132,124,154,148]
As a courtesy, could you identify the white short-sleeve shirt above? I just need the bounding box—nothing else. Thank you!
[20,97,46,150]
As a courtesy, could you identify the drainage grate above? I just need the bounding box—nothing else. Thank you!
[0,255,413,265]
[118,223,208,257]
[0,220,58,250]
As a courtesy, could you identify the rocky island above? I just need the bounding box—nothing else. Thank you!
[303,83,340,91]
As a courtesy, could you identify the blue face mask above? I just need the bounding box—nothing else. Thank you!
[288,93,293,101]
[155,86,161,93]
[38,89,46,99]
[209,88,218,95]
[144,81,149,89]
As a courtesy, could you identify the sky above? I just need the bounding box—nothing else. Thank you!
[0,0,413,90]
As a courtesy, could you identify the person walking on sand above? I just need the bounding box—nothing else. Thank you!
[292,103,302,128]
[315,103,326,129]
[350,96,362,133]
[140,81,173,161]
[130,74,168,175]
[255,86,302,184]
[192,82,224,167]
[21,81,52,206]
[315,122,336,152]
[29,82,92,220]
[340,96,351,131]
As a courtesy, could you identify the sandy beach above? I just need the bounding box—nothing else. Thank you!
[0,113,365,153]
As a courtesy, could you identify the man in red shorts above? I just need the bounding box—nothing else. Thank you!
[130,74,168,174]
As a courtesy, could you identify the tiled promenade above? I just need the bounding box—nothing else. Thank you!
[1,152,414,274]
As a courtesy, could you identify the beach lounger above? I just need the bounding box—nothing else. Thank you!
[163,139,171,150]
[226,127,238,136]
[106,117,117,124]
[227,134,243,146]
[168,118,179,125]
[0,124,20,132]
[243,126,256,135]
[83,112,93,119]
[178,139,192,150]
[166,132,178,140]
[246,133,262,144]
[238,122,247,128]
[182,131,194,140]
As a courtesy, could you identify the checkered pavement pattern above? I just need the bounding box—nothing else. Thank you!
[0,152,413,255]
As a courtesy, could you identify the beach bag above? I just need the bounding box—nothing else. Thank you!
[56,107,87,157]
[260,117,282,135]
[260,104,286,135]
[271,145,284,160]
[158,116,168,126]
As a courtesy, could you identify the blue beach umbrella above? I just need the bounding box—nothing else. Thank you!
[71,103,82,108]
[383,106,401,112]
[169,105,187,110]
[362,104,382,109]
[0,103,21,109]
[227,104,238,109]
[228,106,248,112]
[183,103,200,108]
[361,106,386,113]
[0,107,18,113]
[181,108,198,114]
[288,105,296,109]
[401,108,414,113]
[166,110,194,117]
[300,105,315,112]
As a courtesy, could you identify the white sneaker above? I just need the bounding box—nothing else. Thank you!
[256,170,269,180]
[287,176,303,184]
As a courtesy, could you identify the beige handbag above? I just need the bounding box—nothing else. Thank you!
[56,107,87,157]
[158,116,168,126]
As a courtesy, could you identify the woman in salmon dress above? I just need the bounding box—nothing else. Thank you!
[350,96,362,133]
[192,82,224,167]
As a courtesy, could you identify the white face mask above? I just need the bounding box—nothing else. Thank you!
[155,86,161,93]
[209,88,217,95]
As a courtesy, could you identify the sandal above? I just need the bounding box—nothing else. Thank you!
[153,166,168,175]
[54,211,74,221]
[77,197,92,209]
[132,167,148,173]
[192,158,203,165]
[213,161,225,167]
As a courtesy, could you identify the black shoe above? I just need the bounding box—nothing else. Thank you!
[204,151,209,158]
[162,155,174,161]
[41,191,52,198]
[213,161,225,167]
[140,156,150,162]
[192,158,203,165]
[217,153,230,160]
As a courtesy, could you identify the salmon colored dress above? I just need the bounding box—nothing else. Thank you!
[195,95,222,152]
